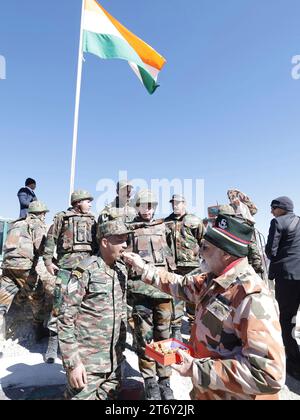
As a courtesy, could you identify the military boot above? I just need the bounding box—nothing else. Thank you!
[158,378,175,400]
[171,325,182,342]
[45,332,58,364]
[0,315,6,359]
[144,378,161,400]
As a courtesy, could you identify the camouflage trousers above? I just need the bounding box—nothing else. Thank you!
[171,267,197,328]
[171,298,185,328]
[66,367,121,400]
[132,294,172,380]
[0,268,46,323]
[47,268,72,334]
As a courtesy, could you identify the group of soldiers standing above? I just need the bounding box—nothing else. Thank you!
[0,181,267,400]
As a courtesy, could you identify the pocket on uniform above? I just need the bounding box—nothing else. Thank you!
[76,222,87,243]
[137,236,148,251]
[201,297,231,347]
[151,236,164,264]
[88,276,108,294]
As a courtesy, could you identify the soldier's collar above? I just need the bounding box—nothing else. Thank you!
[213,257,248,289]
[97,255,116,277]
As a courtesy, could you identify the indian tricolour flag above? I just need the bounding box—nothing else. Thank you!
[82,0,166,94]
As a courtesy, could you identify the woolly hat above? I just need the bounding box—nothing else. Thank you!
[271,196,294,212]
[204,214,254,257]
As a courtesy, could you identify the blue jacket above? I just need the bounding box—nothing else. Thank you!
[17,187,37,218]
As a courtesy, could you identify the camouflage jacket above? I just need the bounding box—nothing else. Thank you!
[43,209,97,270]
[127,216,174,300]
[98,197,137,225]
[140,258,285,400]
[2,214,47,270]
[57,255,127,374]
[248,237,263,274]
[165,213,204,268]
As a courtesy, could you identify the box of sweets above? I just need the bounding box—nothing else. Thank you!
[145,338,193,366]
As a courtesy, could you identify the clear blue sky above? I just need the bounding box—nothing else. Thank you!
[1,0,300,237]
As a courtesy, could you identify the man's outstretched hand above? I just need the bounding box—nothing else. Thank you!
[123,252,145,274]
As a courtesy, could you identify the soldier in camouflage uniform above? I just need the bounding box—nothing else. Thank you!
[98,180,136,337]
[127,190,175,400]
[43,190,97,363]
[57,220,129,400]
[98,180,136,224]
[98,180,137,350]
[124,213,286,400]
[0,202,49,356]
[165,194,204,339]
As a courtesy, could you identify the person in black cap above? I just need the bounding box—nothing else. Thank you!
[123,213,285,400]
[266,196,300,381]
[17,178,37,218]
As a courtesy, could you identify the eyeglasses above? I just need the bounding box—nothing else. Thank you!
[271,206,279,210]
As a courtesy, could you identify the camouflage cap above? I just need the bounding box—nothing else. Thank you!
[28,201,49,213]
[117,180,133,190]
[136,190,158,206]
[169,194,185,203]
[71,190,94,205]
[97,219,130,239]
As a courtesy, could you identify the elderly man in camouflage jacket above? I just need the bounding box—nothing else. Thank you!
[124,213,285,400]
[57,220,129,400]
[165,194,204,339]
[0,201,49,356]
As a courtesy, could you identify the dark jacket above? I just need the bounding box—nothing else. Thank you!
[17,187,37,218]
[265,212,300,280]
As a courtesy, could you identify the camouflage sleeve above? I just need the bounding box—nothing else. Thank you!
[57,270,88,371]
[190,292,285,396]
[32,224,47,257]
[43,215,62,266]
[141,264,207,304]
[195,221,205,245]
[248,241,263,274]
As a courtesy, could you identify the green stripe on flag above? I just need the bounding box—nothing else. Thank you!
[137,66,159,95]
[83,30,157,94]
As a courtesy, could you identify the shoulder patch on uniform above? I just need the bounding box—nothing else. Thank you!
[72,270,83,279]
[184,214,201,228]
[76,256,98,272]
[68,276,79,294]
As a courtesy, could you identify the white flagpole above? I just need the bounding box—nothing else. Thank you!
[69,0,85,202]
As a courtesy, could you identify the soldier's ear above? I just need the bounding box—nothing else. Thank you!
[100,237,108,249]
